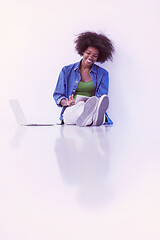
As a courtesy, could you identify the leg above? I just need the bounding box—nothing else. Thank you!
[63,101,85,125]
[76,96,99,127]
[93,95,109,126]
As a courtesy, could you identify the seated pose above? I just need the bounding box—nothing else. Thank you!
[53,31,114,127]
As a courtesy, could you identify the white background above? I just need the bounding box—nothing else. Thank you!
[0,1,160,239]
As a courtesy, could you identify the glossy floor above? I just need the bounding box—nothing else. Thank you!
[0,123,160,240]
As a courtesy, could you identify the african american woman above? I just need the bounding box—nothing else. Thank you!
[53,31,114,127]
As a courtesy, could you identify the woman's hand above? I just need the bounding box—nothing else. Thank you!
[60,95,76,106]
[66,95,76,106]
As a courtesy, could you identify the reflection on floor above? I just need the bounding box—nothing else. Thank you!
[0,124,160,240]
[55,126,111,207]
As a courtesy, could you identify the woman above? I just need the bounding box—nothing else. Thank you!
[53,31,114,126]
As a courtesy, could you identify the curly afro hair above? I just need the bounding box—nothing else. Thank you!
[74,31,115,63]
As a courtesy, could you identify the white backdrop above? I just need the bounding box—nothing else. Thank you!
[0,1,160,239]
[0,0,160,131]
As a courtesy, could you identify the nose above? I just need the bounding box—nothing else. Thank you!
[89,55,94,60]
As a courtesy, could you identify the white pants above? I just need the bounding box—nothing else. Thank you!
[63,101,92,125]
[63,101,105,125]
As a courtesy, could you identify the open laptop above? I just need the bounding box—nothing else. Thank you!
[9,99,54,126]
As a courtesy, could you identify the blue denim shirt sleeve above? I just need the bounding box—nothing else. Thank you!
[94,70,109,98]
[53,68,67,107]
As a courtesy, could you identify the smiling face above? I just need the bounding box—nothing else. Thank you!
[82,46,99,67]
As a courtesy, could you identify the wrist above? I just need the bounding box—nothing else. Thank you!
[60,98,68,106]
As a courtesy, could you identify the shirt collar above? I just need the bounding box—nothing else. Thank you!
[74,60,97,73]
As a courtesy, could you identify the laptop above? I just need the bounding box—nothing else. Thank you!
[9,99,54,126]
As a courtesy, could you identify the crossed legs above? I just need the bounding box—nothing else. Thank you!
[63,95,109,127]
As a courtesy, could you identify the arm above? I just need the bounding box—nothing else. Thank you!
[95,70,109,98]
[53,68,67,107]
[53,67,76,107]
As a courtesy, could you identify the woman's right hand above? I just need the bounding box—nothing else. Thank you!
[60,95,76,106]
[66,95,76,106]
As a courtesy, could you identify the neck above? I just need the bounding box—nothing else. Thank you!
[80,60,92,71]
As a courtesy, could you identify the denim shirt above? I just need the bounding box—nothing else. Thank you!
[53,60,113,125]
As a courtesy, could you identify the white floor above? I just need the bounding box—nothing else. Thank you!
[0,122,160,240]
